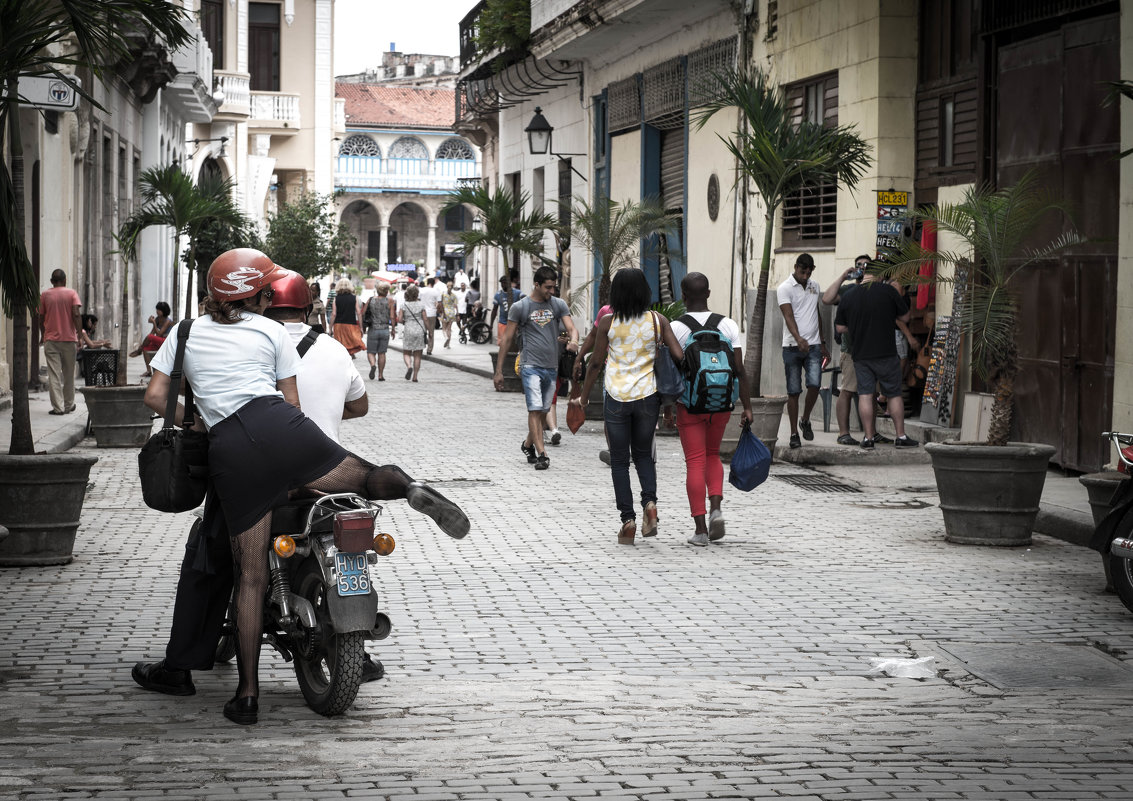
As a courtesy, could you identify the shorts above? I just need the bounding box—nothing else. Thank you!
[838,350,857,394]
[854,356,903,398]
[366,328,390,354]
[519,365,557,412]
[782,345,822,396]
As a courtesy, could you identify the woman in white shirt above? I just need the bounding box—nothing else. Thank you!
[144,249,469,726]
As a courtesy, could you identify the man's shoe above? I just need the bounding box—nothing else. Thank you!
[132,660,195,696]
[860,437,875,450]
[550,430,562,446]
[65,404,76,413]
[406,481,470,539]
[872,432,893,444]
[894,435,920,448]
[361,654,385,683]
[799,420,814,441]
[369,365,376,380]
[534,454,550,470]
[223,695,258,725]
[48,409,65,416]
[708,509,726,541]
[836,434,860,446]
[599,449,611,465]
[789,433,802,449]
[520,441,537,463]
[687,532,709,547]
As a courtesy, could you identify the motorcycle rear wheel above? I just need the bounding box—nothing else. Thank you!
[292,559,365,716]
[1111,551,1133,615]
[470,322,490,345]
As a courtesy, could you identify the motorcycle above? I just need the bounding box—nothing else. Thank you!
[1089,432,1133,613]
[213,492,399,716]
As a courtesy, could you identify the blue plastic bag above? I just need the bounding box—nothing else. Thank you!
[728,422,771,492]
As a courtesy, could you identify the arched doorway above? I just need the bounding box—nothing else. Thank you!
[388,201,429,270]
[342,199,381,270]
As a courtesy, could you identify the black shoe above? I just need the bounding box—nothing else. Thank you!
[405,367,413,380]
[520,441,537,464]
[369,365,376,380]
[861,437,875,450]
[223,695,258,725]
[872,432,893,444]
[789,433,802,449]
[534,454,550,470]
[836,434,860,446]
[406,481,470,539]
[361,654,385,683]
[894,435,920,448]
[550,431,562,446]
[132,660,195,696]
[599,449,611,466]
[799,420,814,441]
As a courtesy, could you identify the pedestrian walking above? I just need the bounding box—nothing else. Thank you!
[419,277,441,354]
[494,265,579,471]
[398,283,428,382]
[574,268,683,544]
[441,280,458,348]
[363,281,396,380]
[776,253,828,449]
[489,275,523,345]
[329,278,363,356]
[38,268,82,415]
[307,282,327,333]
[670,273,752,546]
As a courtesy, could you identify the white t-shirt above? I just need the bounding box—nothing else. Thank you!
[283,322,365,443]
[419,286,440,317]
[455,289,468,314]
[776,275,823,346]
[150,313,300,428]
[670,311,743,351]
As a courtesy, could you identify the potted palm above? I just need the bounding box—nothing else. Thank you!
[694,67,872,450]
[0,0,190,564]
[886,172,1083,546]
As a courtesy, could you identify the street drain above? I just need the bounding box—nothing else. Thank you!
[423,478,492,488]
[939,643,1133,689]
[775,474,861,493]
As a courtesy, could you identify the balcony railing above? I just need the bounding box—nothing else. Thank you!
[250,91,301,129]
[459,1,486,69]
[336,155,479,191]
[214,70,250,118]
[166,23,215,122]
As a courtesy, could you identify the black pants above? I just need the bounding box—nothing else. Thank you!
[164,507,234,671]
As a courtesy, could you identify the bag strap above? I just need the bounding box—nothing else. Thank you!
[679,312,725,335]
[296,328,321,358]
[165,319,195,431]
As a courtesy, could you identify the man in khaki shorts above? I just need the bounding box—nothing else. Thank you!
[822,255,891,446]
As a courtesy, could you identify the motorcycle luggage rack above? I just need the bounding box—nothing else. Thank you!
[297,494,381,540]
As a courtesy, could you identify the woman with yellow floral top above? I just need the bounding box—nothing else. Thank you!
[575,268,684,545]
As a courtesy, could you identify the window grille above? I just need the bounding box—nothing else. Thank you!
[436,138,475,160]
[643,57,685,130]
[608,75,640,133]
[339,134,380,156]
[782,72,839,245]
[688,38,737,108]
[389,137,428,159]
[766,0,778,40]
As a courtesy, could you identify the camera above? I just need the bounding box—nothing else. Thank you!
[849,268,864,280]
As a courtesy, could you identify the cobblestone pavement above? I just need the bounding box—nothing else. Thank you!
[2,360,1133,801]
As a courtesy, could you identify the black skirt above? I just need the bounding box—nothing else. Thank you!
[208,396,349,534]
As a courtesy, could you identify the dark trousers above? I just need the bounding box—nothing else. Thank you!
[164,512,234,671]
[604,392,661,523]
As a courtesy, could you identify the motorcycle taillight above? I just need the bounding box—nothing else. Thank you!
[333,509,375,552]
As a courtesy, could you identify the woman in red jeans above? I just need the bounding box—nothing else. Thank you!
[670,273,752,547]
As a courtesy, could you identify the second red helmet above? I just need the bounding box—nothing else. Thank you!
[268,269,314,311]
[206,248,287,301]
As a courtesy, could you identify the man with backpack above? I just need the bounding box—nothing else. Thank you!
[670,272,752,547]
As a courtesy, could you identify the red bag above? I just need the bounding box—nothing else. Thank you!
[566,384,585,434]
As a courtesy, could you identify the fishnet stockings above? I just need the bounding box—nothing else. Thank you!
[228,456,412,699]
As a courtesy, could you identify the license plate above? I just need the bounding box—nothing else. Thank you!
[334,552,371,596]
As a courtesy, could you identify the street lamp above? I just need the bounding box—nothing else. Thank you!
[524,107,587,183]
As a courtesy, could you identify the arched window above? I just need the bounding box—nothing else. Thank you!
[435,138,475,160]
[389,136,428,159]
[339,134,380,156]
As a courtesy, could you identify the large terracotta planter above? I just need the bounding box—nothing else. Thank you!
[721,396,787,457]
[926,440,1056,546]
[79,385,154,447]
[0,453,99,566]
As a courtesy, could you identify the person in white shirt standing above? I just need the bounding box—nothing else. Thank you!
[776,253,828,450]
[419,277,442,354]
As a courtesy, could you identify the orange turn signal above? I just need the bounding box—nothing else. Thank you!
[372,532,395,556]
[272,535,296,558]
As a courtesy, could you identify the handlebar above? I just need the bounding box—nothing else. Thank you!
[1102,432,1133,468]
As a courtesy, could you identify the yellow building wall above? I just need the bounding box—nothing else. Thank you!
[609,131,641,207]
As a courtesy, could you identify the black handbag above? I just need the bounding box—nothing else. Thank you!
[138,320,209,513]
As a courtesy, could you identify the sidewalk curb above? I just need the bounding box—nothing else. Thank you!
[1033,507,1094,548]
[36,418,88,454]
[388,343,494,379]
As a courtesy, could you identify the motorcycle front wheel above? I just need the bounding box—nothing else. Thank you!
[292,559,365,716]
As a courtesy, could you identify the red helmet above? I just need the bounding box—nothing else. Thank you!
[267,269,313,311]
[206,248,287,301]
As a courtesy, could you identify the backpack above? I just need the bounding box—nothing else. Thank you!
[678,313,738,414]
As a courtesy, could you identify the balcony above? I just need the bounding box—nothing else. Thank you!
[250,91,301,132]
[166,24,216,122]
[214,70,250,120]
[336,155,479,192]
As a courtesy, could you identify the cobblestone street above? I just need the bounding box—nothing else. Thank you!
[2,360,1132,800]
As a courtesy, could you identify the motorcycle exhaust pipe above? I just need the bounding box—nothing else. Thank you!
[1110,537,1133,560]
[369,612,392,640]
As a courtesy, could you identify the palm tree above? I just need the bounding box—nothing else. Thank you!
[120,165,248,321]
[693,67,872,394]
[441,183,559,285]
[568,197,679,308]
[882,172,1083,446]
[0,0,191,454]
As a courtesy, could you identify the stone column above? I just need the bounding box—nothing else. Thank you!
[426,224,437,275]
[378,225,389,269]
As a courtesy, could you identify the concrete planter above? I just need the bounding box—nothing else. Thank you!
[721,396,787,457]
[926,440,1056,546]
[488,350,522,393]
[79,385,154,447]
[1079,471,1129,527]
[0,453,99,566]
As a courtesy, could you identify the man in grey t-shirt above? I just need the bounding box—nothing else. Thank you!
[494,265,579,470]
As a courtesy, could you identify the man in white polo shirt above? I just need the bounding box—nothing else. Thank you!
[776,253,828,450]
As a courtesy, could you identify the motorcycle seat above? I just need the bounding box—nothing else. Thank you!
[271,500,335,535]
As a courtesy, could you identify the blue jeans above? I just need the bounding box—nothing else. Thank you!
[604,392,661,522]
[520,365,557,412]
[782,345,822,396]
